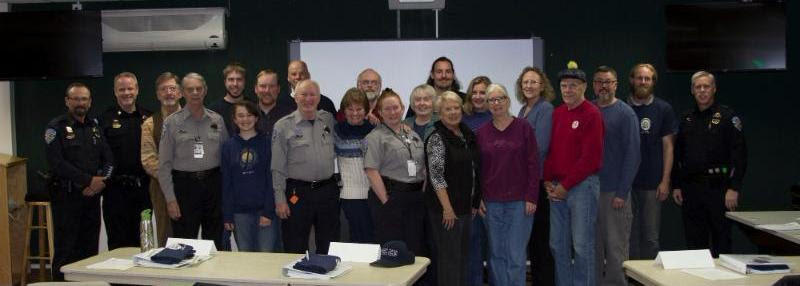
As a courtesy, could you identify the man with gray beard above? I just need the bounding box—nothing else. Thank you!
[336,68,383,123]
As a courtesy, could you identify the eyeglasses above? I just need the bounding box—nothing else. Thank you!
[67,96,90,102]
[359,80,380,86]
[522,80,541,85]
[487,96,508,104]
[184,86,204,93]
[159,85,178,92]
[592,80,617,86]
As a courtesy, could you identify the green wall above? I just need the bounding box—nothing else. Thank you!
[12,0,800,252]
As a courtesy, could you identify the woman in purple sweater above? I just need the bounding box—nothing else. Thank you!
[476,83,541,286]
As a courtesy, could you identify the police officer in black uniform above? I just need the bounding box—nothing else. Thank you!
[672,71,747,257]
[44,83,113,281]
[98,72,152,250]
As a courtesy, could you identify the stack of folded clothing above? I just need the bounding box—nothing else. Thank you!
[292,253,341,274]
[151,243,196,265]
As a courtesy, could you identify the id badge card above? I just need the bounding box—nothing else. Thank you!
[193,141,205,159]
[407,160,417,177]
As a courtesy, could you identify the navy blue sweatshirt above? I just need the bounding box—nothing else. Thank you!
[221,133,275,222]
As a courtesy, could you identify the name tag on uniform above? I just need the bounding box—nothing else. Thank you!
[407,160,417,177]
[193,141,205,159]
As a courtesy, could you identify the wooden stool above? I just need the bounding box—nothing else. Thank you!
[20,201,54,286]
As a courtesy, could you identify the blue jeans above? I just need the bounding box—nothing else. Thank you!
[549,175,600,286]
[467,215,489,286]
[485,201,534,286]
[233,212,278,252]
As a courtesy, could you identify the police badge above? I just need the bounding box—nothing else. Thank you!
[65,126,75,139]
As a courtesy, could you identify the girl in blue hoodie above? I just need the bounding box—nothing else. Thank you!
[221,101,277,252]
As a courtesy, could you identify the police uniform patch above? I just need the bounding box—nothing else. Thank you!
[44,128,57,144]
[732,116,742,131]
[641,118,651,131]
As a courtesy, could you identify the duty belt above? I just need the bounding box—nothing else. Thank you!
[703,165,730,176]
[111,174,143,188]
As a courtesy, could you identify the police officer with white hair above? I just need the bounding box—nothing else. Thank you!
[672,70,747,257]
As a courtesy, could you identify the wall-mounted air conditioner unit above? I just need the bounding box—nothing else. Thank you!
[101,7,226,52]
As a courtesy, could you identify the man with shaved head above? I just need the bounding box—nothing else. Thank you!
[276,60,337,115]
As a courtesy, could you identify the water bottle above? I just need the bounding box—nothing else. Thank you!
[140,209,156,252]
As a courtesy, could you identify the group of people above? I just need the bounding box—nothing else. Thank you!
[45,56,746,286]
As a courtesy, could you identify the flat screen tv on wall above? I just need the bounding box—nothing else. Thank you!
[0,11,103,80]
[665,1,786,72]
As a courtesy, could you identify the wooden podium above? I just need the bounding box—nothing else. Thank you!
[0,154,27,286]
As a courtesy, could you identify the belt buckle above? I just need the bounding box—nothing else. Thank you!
[310,180,321,189]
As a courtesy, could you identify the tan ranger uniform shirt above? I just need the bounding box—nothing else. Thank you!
[271,110,336,204]
[158,107,228,202]
[364,124,426,183]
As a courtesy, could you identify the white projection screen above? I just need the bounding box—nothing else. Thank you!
[289,38,545,115]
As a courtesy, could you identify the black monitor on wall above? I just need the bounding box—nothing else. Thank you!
[665,1,786,72]
[0,11,103,80]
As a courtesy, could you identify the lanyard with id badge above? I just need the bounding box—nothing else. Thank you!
[193,136,204,159]
[385,124,417,177]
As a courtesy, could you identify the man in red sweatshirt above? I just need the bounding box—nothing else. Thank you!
[544,62,605,286]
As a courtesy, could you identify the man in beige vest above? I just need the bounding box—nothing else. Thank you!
[141,72,182,246]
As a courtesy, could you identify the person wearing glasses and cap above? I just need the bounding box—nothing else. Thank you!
[544,61,605,286]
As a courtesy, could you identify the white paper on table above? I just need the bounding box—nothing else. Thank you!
[756,222,800,231]
[327,242,381,263]
[86,258,135,270]
[681,268,746,280]
[655,249,714,269]
[165,237,217,256]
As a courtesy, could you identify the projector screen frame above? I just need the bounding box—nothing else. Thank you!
[288,37,545,116]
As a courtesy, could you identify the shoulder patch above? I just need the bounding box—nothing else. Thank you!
[732,116,742,131]
[271,129,279,142]
[44,128,57,144]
